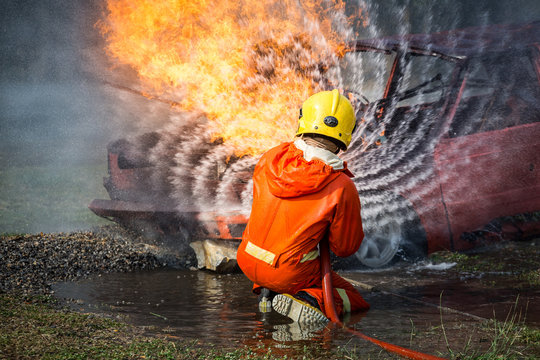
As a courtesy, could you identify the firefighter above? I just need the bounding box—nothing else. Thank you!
[237,89,369,325]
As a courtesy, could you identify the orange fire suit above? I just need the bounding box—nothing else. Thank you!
[237,141,369,316]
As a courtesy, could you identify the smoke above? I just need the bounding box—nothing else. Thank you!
[0,0,135,233]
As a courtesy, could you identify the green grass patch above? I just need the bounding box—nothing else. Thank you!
[429,251,508,272]
[519,270,540,287]
[0,163,112,234]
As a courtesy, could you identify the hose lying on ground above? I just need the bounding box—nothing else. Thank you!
[319,238,446,360]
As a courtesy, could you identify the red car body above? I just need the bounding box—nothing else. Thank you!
[338,21,540,267]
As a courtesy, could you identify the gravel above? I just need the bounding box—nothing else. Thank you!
[0,225,187,295]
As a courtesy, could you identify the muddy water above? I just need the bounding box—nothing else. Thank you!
[345,262,540,326]
[52,253,540,358]
[53,270,263,344]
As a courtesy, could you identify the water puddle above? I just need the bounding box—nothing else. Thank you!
[52,258,540,358]
[345,262,540,326]
[53,270,263,345]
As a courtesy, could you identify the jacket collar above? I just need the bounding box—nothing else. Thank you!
[293,138,344,170]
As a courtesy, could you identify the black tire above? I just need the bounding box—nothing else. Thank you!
[355,192,427,268]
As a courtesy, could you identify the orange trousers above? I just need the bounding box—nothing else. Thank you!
[238,238,369,316]
[302,270,370,315]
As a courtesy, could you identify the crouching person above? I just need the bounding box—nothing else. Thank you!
[237,89,370,325]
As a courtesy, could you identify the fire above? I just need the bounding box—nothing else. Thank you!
[98,0,366,156]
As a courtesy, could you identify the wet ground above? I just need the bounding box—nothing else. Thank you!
[52,239,540,358]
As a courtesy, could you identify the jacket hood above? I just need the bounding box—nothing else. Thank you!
[263,142,353,198]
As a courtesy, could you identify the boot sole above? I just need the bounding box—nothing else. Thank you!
[272,294,329,324]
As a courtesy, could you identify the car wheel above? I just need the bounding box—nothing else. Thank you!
[356,193,427,268]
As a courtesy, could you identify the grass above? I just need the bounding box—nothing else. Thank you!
[439,296,540,360]
[427,244,540,358]
[428,241,540,288]
[519,270,540,287]
[0,162,112,234]
[429,251,505,272]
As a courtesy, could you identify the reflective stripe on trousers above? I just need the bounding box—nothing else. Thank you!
[336,288,351,313]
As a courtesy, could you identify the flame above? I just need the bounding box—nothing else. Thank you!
[98,0,366,156]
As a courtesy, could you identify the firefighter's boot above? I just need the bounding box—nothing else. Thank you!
[258,288,274,313]
[272,293,328,324]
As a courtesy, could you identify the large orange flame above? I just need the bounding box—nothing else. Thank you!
[98,0,366,156]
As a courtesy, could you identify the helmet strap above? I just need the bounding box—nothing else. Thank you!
[301,134,340,154]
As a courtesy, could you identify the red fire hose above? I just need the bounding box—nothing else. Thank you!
[320,238,446,360]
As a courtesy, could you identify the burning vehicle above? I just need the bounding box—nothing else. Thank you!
[90,21,540,269]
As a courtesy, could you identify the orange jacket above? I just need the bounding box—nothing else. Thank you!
[237,141,364,294]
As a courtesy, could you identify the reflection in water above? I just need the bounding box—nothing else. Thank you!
[54,270,267,345]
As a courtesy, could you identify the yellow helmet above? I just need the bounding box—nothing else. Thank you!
[296,89,356,150]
